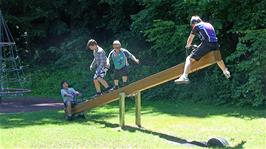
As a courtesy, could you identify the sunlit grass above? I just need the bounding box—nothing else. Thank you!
[1,100,265,148]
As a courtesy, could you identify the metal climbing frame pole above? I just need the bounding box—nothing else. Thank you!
[0,10,3,100]
[135,91,141,127]
[119,92,125,127]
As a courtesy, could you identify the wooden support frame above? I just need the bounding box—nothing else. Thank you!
[135,91,141,127]
[119,92,125,127]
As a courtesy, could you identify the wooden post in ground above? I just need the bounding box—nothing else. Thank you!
[119,92,125,128]
[135,91,141,127]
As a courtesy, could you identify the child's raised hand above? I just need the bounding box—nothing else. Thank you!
[135,59,140,64]
[106,61,110,68]
[75,91,82,96]
[185,44,191,49]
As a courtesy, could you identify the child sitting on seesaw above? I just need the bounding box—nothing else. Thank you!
[60,80,85,121]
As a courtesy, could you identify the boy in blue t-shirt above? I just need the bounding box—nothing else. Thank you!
[107,40,139,89]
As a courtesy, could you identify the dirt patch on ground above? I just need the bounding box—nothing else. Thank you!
[0,97,63,113]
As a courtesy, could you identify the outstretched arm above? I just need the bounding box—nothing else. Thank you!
[106,50,113,68]
[185,33,195,48]
[70,88,81,96]
[90,58,96,70]
[61,90,73,98]
[124,49,139,64]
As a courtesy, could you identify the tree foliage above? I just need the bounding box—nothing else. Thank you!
[1,0,265,106]
[131,0,266,107]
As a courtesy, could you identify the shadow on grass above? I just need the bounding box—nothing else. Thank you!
[0,108,117,129]
[90,119,247,149]
[129,99,266,119]
[0,104,248,149]
[226,141,246,149]
[98,99,266,120]
[1,99,265,129]
[90,119,208,148]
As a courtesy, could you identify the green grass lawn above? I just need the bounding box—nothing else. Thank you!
[0,99,265,148]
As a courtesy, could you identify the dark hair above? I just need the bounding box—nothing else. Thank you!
[87,39,97,48]
[60,80,69,89]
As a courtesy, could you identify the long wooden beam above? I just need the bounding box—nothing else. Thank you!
[72,50,222,114]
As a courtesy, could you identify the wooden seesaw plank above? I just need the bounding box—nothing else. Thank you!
[72,50,222,114]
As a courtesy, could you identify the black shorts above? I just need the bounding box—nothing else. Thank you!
[114,66,129,80]
[190,42,219,61]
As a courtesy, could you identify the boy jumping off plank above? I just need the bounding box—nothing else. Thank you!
[175,16,231,84]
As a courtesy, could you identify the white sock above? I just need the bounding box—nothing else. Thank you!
[182,74,188,78]
[223,68,229,73]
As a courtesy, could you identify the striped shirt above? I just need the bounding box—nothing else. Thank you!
[91,46,107,74]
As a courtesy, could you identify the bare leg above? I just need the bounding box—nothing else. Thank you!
[114,80,119,86]
[217,60,231,79]
[122,76,128,83]
[93,79,101,93]
[174,56,195,84]
[217,60,227,71]
[183,56,195,77]
[97,77,109,88]
[122,76,128,87]
[66,101,72,116]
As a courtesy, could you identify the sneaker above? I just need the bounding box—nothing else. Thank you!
[103,86,113,93]
[66,115,73,121]
[78,113,86,119]
[174,75,190,84]
[122,82,128,87]
[91,92,102,98]
[113,86,119,90]
[223,69,231,79]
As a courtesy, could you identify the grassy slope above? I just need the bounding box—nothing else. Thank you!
[1,100,265,148]
[26,63,155,100]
